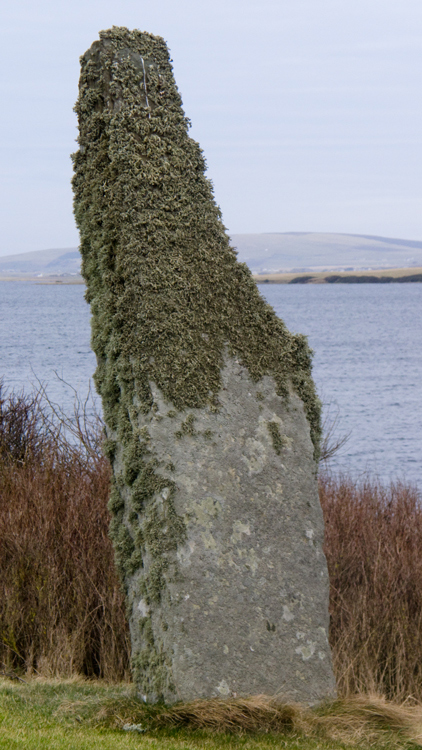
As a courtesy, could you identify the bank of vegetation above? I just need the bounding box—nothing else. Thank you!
[1,383,422,746]
[254,267,422,284]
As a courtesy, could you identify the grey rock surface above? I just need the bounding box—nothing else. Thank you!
[115,356,336,703]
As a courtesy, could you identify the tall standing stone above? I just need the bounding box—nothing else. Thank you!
[72,27,336,703]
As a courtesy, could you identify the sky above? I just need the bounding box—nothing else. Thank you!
[1,0,422,256]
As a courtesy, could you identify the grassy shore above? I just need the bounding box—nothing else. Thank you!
[2,678,422,749]
[253,267,422,284]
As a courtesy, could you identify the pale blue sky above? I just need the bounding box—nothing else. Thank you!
[1,0,422,255]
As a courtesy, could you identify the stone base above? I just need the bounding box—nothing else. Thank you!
[121,356,336,703]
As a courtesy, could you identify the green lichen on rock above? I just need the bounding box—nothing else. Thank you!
[73,26,320,451]
[132,618,175,699]
[267,420,286,455]
[175,413,196,439]
[72,26,322,698]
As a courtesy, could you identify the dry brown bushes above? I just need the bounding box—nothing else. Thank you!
[321,473,422,700]
[0,383,130,680]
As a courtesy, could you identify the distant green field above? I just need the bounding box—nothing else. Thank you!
[1,678,421,750]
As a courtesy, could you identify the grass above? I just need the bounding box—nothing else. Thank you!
[1,678,422,750]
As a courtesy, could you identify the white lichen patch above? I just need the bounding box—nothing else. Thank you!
[176,540,196,566]
[231,520,251,543]
[216,679,230,696]
[282,605,295,622]
[295,641,316,661]
[187,496,222,528]
[201,530,217,550]
[240,415,277,476]
[238,547,259,575]
[137,598,150,617]
[241,437,268,476]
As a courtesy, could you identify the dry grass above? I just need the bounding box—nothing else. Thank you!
[152,693,422,745]
[0,383,130,681]
[151,695,313,736]
[57,690,422,746]
[321,473,422,701]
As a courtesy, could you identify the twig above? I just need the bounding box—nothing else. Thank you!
[0,663,28,684]
[320,403,351,462]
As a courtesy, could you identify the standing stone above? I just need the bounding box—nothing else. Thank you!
[72,27,336,703]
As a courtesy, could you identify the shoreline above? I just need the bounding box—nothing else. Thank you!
[0,275,84,284]
[253,266,422,284]
[1,266,422,285]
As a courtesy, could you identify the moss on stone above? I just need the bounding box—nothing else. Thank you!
[175,413,196,439]
[132,618,175,700]
[73,27,320,453]
[267,421,286,455]
[72,26,322,696]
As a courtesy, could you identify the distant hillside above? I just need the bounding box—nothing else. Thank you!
[1,233,422,277]
[230,232,422,273]
[0,248,81,277]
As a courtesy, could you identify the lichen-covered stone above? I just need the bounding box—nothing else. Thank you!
[72,26,336,703]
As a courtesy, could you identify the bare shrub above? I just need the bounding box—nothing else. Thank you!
[319,403,350,463]
[321,472,422,700]
[0,381,48,464]
[0,385,130,680]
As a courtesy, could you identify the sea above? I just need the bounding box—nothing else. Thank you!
[1,280,421,486]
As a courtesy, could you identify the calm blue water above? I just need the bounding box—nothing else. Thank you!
[261,283,422,485]
[1,280,421,485]
[0,281,98,416]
